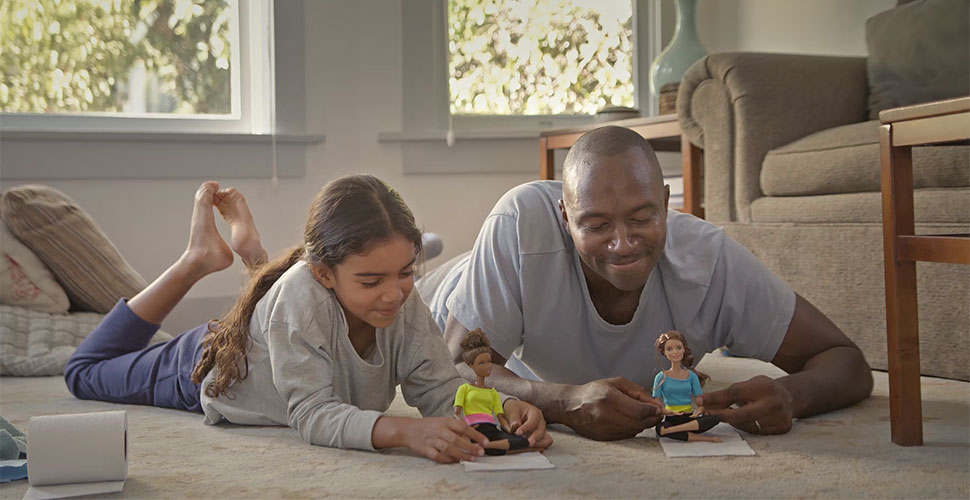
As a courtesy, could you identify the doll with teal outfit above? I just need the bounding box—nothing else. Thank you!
[454,329,532,455]
[653,330,722,443]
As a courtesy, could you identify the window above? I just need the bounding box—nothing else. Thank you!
[447,0,636,116]
[0,0,274,134]
[389,0,659,175]
[394,0,657,141]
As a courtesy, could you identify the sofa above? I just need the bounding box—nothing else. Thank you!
[676,1,969,380]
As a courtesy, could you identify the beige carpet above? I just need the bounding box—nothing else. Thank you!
[1,354,967,499]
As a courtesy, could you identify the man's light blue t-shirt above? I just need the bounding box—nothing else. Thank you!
[423,181,796,387]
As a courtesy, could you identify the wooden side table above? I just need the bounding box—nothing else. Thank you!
[879,96,970,446]
[539,115,705,219]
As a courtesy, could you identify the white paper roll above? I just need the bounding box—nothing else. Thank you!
[25,410,127,498]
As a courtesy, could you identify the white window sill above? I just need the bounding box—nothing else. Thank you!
[380,129,547,175]
[377,129,538,143]
[1,130,324,145]
[0,131,324,180]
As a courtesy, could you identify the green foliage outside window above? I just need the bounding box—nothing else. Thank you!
[448,0,635,115]
[0,0,232,115]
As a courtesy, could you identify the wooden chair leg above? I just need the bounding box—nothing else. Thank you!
[681,136,704,219]
[880,124,923,446]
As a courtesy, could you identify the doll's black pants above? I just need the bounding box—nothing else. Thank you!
[472,423,530,455]
[655,414,720,441]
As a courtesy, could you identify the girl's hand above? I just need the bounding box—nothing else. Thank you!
[402,417,488,464]
[503,399,553,450]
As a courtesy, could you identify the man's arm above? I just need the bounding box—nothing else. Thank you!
[700,294,873,434]
[444,314,664,440]
[773,294,874,416]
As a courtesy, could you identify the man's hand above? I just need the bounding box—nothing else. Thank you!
[563,377,664,440]
[698,375,795,435]
[503,399,553,450]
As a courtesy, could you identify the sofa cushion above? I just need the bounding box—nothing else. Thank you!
[750,188,970,225]
[865,0,970,120]
[760,120,969,197]
[0,185,148,313]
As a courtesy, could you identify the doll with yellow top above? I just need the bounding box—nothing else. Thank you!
[454,329,532,455]
[653,330,722,443]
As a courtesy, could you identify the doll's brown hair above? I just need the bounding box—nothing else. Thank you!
[655,330,695,369]
[460,329,492,366]
[655,330,710,385]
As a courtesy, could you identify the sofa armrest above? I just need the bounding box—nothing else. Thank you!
[677,52,868,222]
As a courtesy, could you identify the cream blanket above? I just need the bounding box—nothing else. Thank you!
[0,305,171,376]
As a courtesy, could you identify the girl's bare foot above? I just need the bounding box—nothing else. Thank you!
[179,182,234,279]
[214,187,268,268]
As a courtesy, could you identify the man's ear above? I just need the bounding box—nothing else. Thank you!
[310,263,337,289]
[664,184,670,212]
[558,199,570,228]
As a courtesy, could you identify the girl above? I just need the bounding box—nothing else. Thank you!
[652,330,722,443]
[65,175,550,463]
[454,329,533,455]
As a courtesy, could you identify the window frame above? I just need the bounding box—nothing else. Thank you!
[0,0,274,135]
[399,0,661,137]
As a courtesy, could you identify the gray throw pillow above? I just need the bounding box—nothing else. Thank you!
[865,0,970,119]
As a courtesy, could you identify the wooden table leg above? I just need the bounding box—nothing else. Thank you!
[681,136,704,218]
[879,124,923,446]
[540,137,556,180]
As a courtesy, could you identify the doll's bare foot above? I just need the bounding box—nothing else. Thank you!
[686,433,722,443]
[179,182,234,279]
[484,439,511,451]
[214,187,268,269]
[482,439,512,456]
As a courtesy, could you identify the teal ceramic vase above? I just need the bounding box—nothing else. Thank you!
[649,0,707,97]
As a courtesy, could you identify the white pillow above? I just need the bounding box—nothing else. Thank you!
[0,222,70,314]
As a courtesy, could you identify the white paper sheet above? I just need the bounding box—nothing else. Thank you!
[461,451,555,471]
[24,411,128,500]
[22,480,125,500]
[656,422,755,457]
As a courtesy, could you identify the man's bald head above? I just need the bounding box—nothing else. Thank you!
[562,126,664,206]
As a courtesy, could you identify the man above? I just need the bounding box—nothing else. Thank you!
[421,126,873,441]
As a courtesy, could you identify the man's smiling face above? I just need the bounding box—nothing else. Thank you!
[561,146,669,293]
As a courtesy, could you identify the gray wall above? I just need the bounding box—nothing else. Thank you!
[0,0,895,332]
[695,0,894,56]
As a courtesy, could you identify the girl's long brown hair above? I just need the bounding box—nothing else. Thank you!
[191,175,423,397]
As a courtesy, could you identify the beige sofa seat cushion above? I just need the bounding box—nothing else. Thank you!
[750,188,970,225]
[760,120,969,197]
